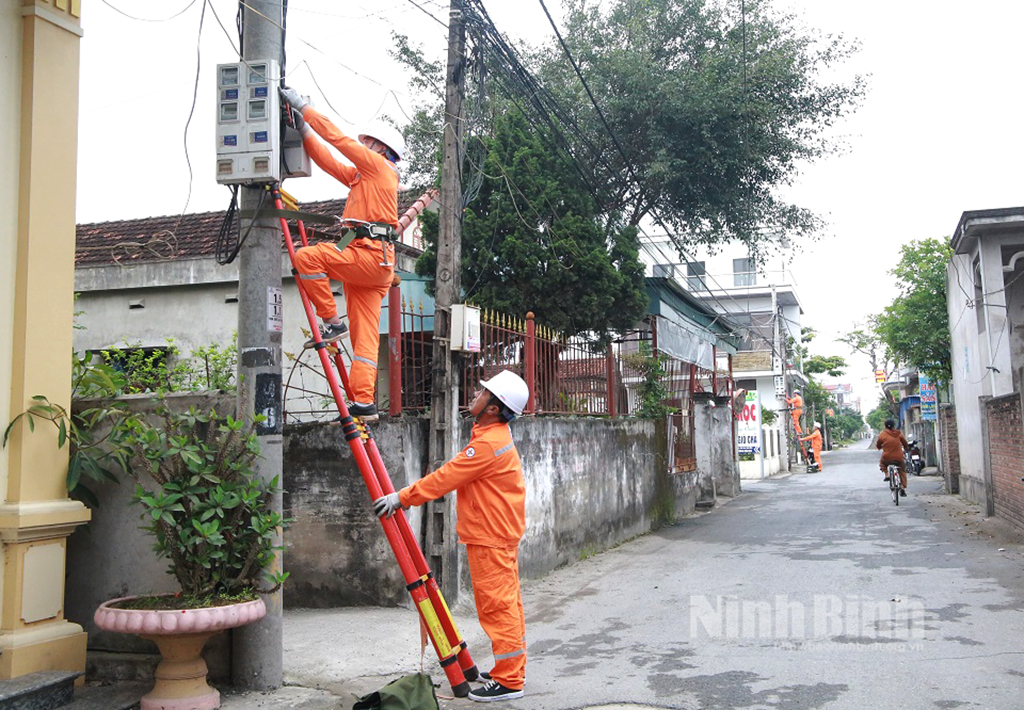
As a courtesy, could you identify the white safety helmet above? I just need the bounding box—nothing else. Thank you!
[359,122,406,161]
[814,421,822,429]
[480,370,530,416]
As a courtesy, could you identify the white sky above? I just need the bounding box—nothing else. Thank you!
[76,0,1024,411]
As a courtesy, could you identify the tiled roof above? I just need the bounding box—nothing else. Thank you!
[76,190,431,267]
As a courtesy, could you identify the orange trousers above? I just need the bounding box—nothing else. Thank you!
[294,240,393,404]
[466,544,526,690]
[790,409,803,434]
[810,446,822,469]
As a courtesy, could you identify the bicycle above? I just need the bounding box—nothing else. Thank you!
[887,463,901,505]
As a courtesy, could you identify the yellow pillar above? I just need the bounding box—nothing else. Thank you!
[0,0,90,679]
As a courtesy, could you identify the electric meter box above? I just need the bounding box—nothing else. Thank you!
[282,118,312,179]
[215,60,282,185]
[450,304,481,353]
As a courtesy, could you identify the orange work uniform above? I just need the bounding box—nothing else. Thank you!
[877,428,909,489]
[399,422,527,691]
[293,106,399,405]
[785,394,804,434]
[800,429,823,469]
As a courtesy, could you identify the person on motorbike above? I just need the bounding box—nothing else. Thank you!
[876,418,909,496]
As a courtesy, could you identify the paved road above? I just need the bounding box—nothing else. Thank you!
[223,443,1024,709]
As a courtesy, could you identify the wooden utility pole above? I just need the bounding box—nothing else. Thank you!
[233,0,284,689]
[426,0,467,602]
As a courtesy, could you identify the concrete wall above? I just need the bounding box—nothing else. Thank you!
[985,394,1024,531]
[282,419,429,608]
[67,401,738,676]
[695,398,741,498]
[947,252,989,506]
[282,415,707,609]
[73,258,420,422]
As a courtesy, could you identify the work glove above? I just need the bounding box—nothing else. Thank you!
[373,492,403,519]
[279,85,308,113]
[289,106,311,136]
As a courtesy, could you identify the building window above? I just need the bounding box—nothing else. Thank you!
[733,258,755,286]
[686,261,706,290]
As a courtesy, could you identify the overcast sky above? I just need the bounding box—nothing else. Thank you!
[76,0,1024,409]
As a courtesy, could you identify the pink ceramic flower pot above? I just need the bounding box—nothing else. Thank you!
[94,596,267,710]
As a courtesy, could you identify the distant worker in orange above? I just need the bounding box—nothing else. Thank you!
[877,418,909,497]
[280,85,404,421]
[785,389,804,434]
[800,422,824,470]
[374,371,530,703]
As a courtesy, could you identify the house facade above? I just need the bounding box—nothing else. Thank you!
[73,193,434,418]
[946,207,1024,529]
[641,237,807,478]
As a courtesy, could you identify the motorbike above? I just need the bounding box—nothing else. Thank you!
[905,440,923,475]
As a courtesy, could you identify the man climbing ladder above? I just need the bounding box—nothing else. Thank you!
[271,185,479,697]
[279,85,404,421]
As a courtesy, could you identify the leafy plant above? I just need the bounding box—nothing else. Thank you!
[623,344,678,419]
[189,333,238,392]
[99,334,238,395]
[121,402,287,598]
[3,350,131,507]
[760,406,777,427]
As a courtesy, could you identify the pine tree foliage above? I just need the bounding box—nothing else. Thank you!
[416,110,648,337]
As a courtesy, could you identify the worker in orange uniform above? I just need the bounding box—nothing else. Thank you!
[877,418,909,496]
[785,389,804,434]
[800,422,824,470]
[280,86,404,421]
[374,371,530,703]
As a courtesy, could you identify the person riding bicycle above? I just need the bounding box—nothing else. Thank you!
[876,418,909,496]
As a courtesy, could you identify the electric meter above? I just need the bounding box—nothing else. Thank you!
[215,59,280,184]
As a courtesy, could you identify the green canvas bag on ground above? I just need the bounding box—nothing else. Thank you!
[352,672,439,710]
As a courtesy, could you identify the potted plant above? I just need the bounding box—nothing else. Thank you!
[91,400,286,710]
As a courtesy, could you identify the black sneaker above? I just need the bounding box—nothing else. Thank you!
[348,402,378,421]
[468,680,523,702]
[899,488,907,497]
[303,322,347,349]
[479,671,491,681]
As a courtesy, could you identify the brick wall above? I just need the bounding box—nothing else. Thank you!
[938,404,960,493]
[985,394,1024,531]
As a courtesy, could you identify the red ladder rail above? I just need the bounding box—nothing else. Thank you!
[273,187,475,696]
[294,211,479,681]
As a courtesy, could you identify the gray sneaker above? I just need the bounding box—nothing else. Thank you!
[468,680,523,702]
[304,322,347,349]
[348,402,378,421]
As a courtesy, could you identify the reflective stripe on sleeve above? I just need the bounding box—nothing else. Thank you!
[353,355,377,367]
[299,272,328,280]
[494,442,515,457]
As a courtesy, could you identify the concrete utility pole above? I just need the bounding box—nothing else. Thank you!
[234,0,284,690]
[426,0,468,602]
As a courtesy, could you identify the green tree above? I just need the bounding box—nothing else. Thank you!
[874,238,953,385]
[538,0,865,259]
[415,109,648,336]
[804,354,847,378]
[866,401,890,432]
[831,411,864,440]
[801,378,836,425]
